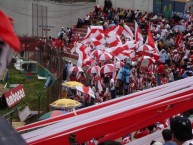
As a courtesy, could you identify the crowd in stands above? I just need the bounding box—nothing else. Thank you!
[35,1,193,144]
[65,3,193,104]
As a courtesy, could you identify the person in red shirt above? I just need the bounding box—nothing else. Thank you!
[158,62,165,75]
[157,62,165,86]
[161,74,168,85]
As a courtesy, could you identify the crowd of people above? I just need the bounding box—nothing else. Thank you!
[62,3,193,104]
[1,1,193,144]
[35,1,193,144]
[61,2,193,145]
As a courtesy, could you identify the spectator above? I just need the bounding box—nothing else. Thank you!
[98,140,121,145]
[63,61,68,81]
[162,129,177,145]
[67,60,73,80]
[110,76,116,99]
[170,115,193,145]
[84,15,90,25]
[159,49,168,64]
[76,18,83,28]
[58,27,65,40]
[182,66,193,78]
[150,141,163,145]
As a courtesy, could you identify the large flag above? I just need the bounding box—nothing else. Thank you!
[76,44,88,67]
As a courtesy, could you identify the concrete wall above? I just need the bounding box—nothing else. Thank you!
[0,0,95,37]
[97,0,153,13]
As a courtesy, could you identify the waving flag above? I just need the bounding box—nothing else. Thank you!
[96,75,103,93]
[76,44,89,67]
[134,21,144,46]
[145,26,155,49]
[76,86,95,98]
[123,24,134,39]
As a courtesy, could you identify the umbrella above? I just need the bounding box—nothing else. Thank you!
[86,66,101,74]
[82,57,96,67]
[115,61,124,69]
[98,52,113,61]
[38,110,68,121]
[138,56,155,68]
[90,49,104,58]
[172,25,186,32]
[50,99,81,109]
[76,86,95,98]
[69,66,84,73]
[62,81,84,89]
[100,64,115,74]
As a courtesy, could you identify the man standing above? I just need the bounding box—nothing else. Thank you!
[67,60,73,80]
[162,129,177,145]
[63,61,68,81]
[110,76,116,99]
[170,115,193,145]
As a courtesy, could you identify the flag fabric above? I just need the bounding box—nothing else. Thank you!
[96,75,103,93]
[123,24,134,39]
[145,25,155,49]
[134,21,144,46]
[113,59,117,79]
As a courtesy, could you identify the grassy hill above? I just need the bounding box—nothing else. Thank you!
[0,68,46,119]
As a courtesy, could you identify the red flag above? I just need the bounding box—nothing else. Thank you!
[146,26,155,49]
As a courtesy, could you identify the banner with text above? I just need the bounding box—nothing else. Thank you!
[3,85,25,108]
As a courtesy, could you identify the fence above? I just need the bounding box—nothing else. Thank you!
[2,38,68,124]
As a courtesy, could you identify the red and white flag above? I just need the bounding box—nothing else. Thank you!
[113,59,117,79]
[77,50,88,67]
[96,75,103,93]
[76,44,89,67]
[134,21,143,46]
[123,24,134,39]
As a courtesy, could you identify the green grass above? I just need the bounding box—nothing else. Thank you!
[0,69,46,118]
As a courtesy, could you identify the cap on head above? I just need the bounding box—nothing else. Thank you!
[170,115,192,142]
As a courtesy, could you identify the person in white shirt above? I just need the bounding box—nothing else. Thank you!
[67,60,73,70]
[67,60,73,80]
[110,76,116,99]
[168,69,174,82]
